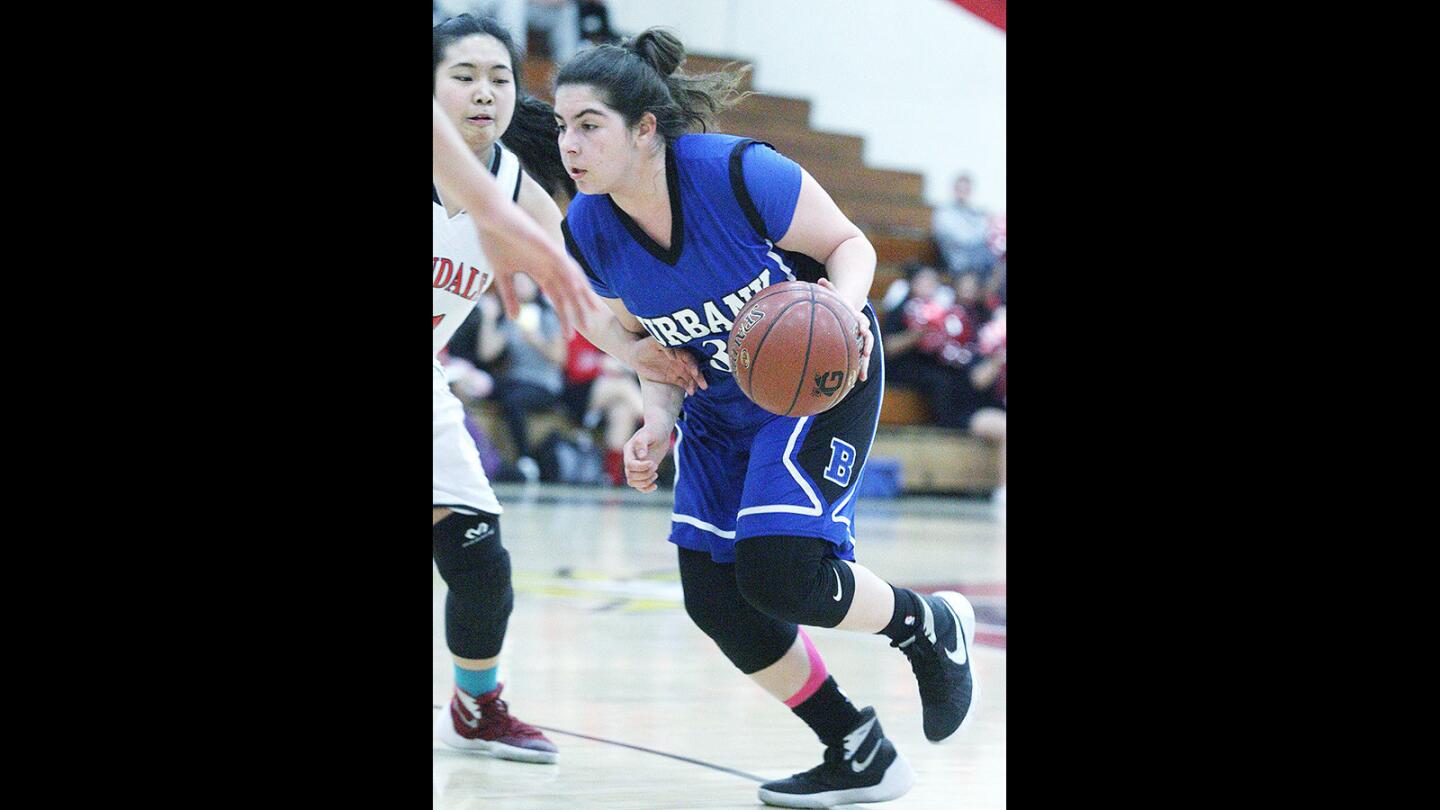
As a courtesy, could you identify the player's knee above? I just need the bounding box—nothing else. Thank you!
[434,511,513,659]
[433,510,510,596]
[682,582,727,640]
[678,547,797,673]
[685,579,797,673]
[733,537,832,624]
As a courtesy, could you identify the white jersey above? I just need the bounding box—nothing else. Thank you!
[432,142,523,357]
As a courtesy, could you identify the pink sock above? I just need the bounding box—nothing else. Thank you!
[782,629,829,708]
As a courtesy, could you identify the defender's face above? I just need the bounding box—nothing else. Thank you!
[554,85,643,195]
[434,34,516,152]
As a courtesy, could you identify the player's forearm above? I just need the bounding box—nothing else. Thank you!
[577,308,649,368]
[639,377,685,429]
[823,236,877,312]
[432,99,505,216]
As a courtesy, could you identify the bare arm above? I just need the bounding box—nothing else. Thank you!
[433,99,600,333]
[774,169,877,380]
[622,375,686,493]
[592,297,687,494]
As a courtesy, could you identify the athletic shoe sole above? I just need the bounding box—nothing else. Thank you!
[932,590,980,744]
[433,704,559,764]
[756,751,916,809]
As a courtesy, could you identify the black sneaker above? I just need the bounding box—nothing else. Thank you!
[757,707,915,808]
[893,590,980,743]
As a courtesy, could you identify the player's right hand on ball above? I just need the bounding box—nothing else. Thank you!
[623,424,671,493]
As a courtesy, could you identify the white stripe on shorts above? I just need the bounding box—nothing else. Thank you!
[736,416,823,518]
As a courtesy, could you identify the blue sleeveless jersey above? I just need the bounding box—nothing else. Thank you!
[562,133,821,433]
[564,133,884,563]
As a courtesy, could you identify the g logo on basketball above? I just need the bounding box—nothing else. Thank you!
[812,370,844,397]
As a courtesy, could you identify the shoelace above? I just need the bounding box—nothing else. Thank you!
[480,696,546,739]
[891,633,945,699]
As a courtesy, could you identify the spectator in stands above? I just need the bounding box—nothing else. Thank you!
[931,172,998,281]
[970,306,1006,513]
[881,259,953,313]
[952,270,991,327]
[882,264,996,432]
[486,273,567,480]
[562,331,643,486]
[988,250,1006,310]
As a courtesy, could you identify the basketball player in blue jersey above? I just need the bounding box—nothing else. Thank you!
[431,15,705,766]
[554,28,979,809]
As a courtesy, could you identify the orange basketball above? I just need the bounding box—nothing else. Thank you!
[728,280,861,417]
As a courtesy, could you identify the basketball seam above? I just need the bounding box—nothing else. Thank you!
[784,286,817,416]
[814,298,852,413]
[744,296,811,408]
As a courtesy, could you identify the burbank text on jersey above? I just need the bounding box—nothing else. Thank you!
[634,268,772,349]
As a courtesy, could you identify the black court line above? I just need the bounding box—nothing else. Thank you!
[432,706,764,782]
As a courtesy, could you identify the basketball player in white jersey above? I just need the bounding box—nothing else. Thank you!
[431,14,706,764]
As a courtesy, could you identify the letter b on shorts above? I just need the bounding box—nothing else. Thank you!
[823,438,857,487]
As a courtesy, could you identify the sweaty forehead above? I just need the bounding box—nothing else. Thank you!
[442,34,512,70]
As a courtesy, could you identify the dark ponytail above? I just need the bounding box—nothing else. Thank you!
[555,26,751,144]
[504,95,575,198]
[433,14,574,199]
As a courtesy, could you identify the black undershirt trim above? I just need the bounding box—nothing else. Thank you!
[562,218,605,288]
[727,138,773,241]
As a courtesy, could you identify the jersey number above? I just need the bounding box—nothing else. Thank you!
[701,338,732,373]
[433,314,444,329]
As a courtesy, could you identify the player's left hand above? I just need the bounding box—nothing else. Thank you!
[623,422,671,493]
[816,277,872,382]
[628,338,708,395]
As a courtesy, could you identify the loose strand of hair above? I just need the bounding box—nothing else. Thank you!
[665,63,753,134]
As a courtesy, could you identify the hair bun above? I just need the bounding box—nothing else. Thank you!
[627,27,684,77]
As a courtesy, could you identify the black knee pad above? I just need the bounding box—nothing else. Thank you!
[733,536,855,628]
[433,510,512,659]
[677,547,798,674]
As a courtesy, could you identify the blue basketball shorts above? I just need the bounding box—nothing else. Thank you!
[668,306,885,563]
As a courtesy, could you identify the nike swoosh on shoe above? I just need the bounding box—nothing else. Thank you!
[938,596,968,666]
[851,738,881,772]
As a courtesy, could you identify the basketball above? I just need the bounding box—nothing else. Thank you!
[728,280,861,417]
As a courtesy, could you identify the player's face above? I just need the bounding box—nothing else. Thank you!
[554,85,647,195]
[434,34,516,152]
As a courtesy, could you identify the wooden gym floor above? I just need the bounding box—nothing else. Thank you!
[434,483,1006,808]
